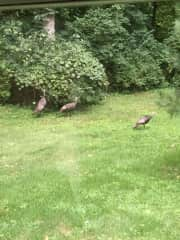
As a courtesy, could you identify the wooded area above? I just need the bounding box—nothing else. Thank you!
[0,1,179,109]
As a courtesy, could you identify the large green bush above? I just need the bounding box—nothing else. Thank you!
[66,5,129,66]
[158,32,180,116]
[112,49,165,91]
[0,15,108,105]
[0,17,23,103]
[165,32,180,85]
[3,35,108,105]
[66,5,173,91]
[153,2,176,41]
[0,65,11,103]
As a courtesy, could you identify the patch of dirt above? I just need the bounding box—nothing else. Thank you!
[58,223,72,237]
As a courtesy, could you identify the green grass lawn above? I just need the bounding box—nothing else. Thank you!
[0,90,180,240]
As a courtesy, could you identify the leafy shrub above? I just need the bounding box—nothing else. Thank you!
[112,50,165,91]
[111,32,174,91]
[0,65,11,103]
[66,5,174,91]
[0,17,24,103]
[165,32,180,85]
[0,14,108,105]
[66,5,129,66]
[158,32,180,116]
[153,2,176,41]
[11,34,108,104]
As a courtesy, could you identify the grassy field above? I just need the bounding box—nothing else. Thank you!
[0,90,180,240]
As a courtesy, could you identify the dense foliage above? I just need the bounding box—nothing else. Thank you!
[158,32,180,115]
[66,4,175,91]
[166,31,180,85]
[0,65,11,103]
[0,2,178,106]
[153,1,176,41]
[157,3,180,115]
[0,16,107,105]
[13,36,108,104]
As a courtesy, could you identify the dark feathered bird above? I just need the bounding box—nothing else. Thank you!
[60,97,78,113]
[34,96,47,114]
[133,115,153,129]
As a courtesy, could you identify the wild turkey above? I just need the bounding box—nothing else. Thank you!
[34,96,47,114]
[60,97,78,113]
[133,115,153,129]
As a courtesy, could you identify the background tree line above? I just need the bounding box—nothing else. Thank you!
[0,1,179,107]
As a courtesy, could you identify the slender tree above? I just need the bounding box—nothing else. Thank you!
[43,11,55,39]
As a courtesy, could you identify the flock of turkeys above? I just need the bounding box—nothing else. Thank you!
[34,96,78,114]
[34,96,154,129]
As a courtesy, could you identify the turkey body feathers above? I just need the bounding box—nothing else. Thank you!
[34,97,47,113]
[134,115,153,128]
[60,101,77,113]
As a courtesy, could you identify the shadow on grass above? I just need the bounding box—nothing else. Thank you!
[133,126,151,131]
[126,148,180,180]
[144,148,180,180]
[160,149,180,179]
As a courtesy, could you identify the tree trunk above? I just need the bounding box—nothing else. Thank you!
[152,2,157,30]
[43,13,55,40]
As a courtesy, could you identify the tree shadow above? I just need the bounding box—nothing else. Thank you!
[133,126,151,130]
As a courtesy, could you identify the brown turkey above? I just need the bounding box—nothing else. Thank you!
[133,115,153,129]
[60,97,78,113]
[34,96,47,114]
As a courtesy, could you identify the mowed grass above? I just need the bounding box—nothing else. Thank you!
[0,90,180,240]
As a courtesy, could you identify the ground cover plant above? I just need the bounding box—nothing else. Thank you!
[0,90,180,240]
